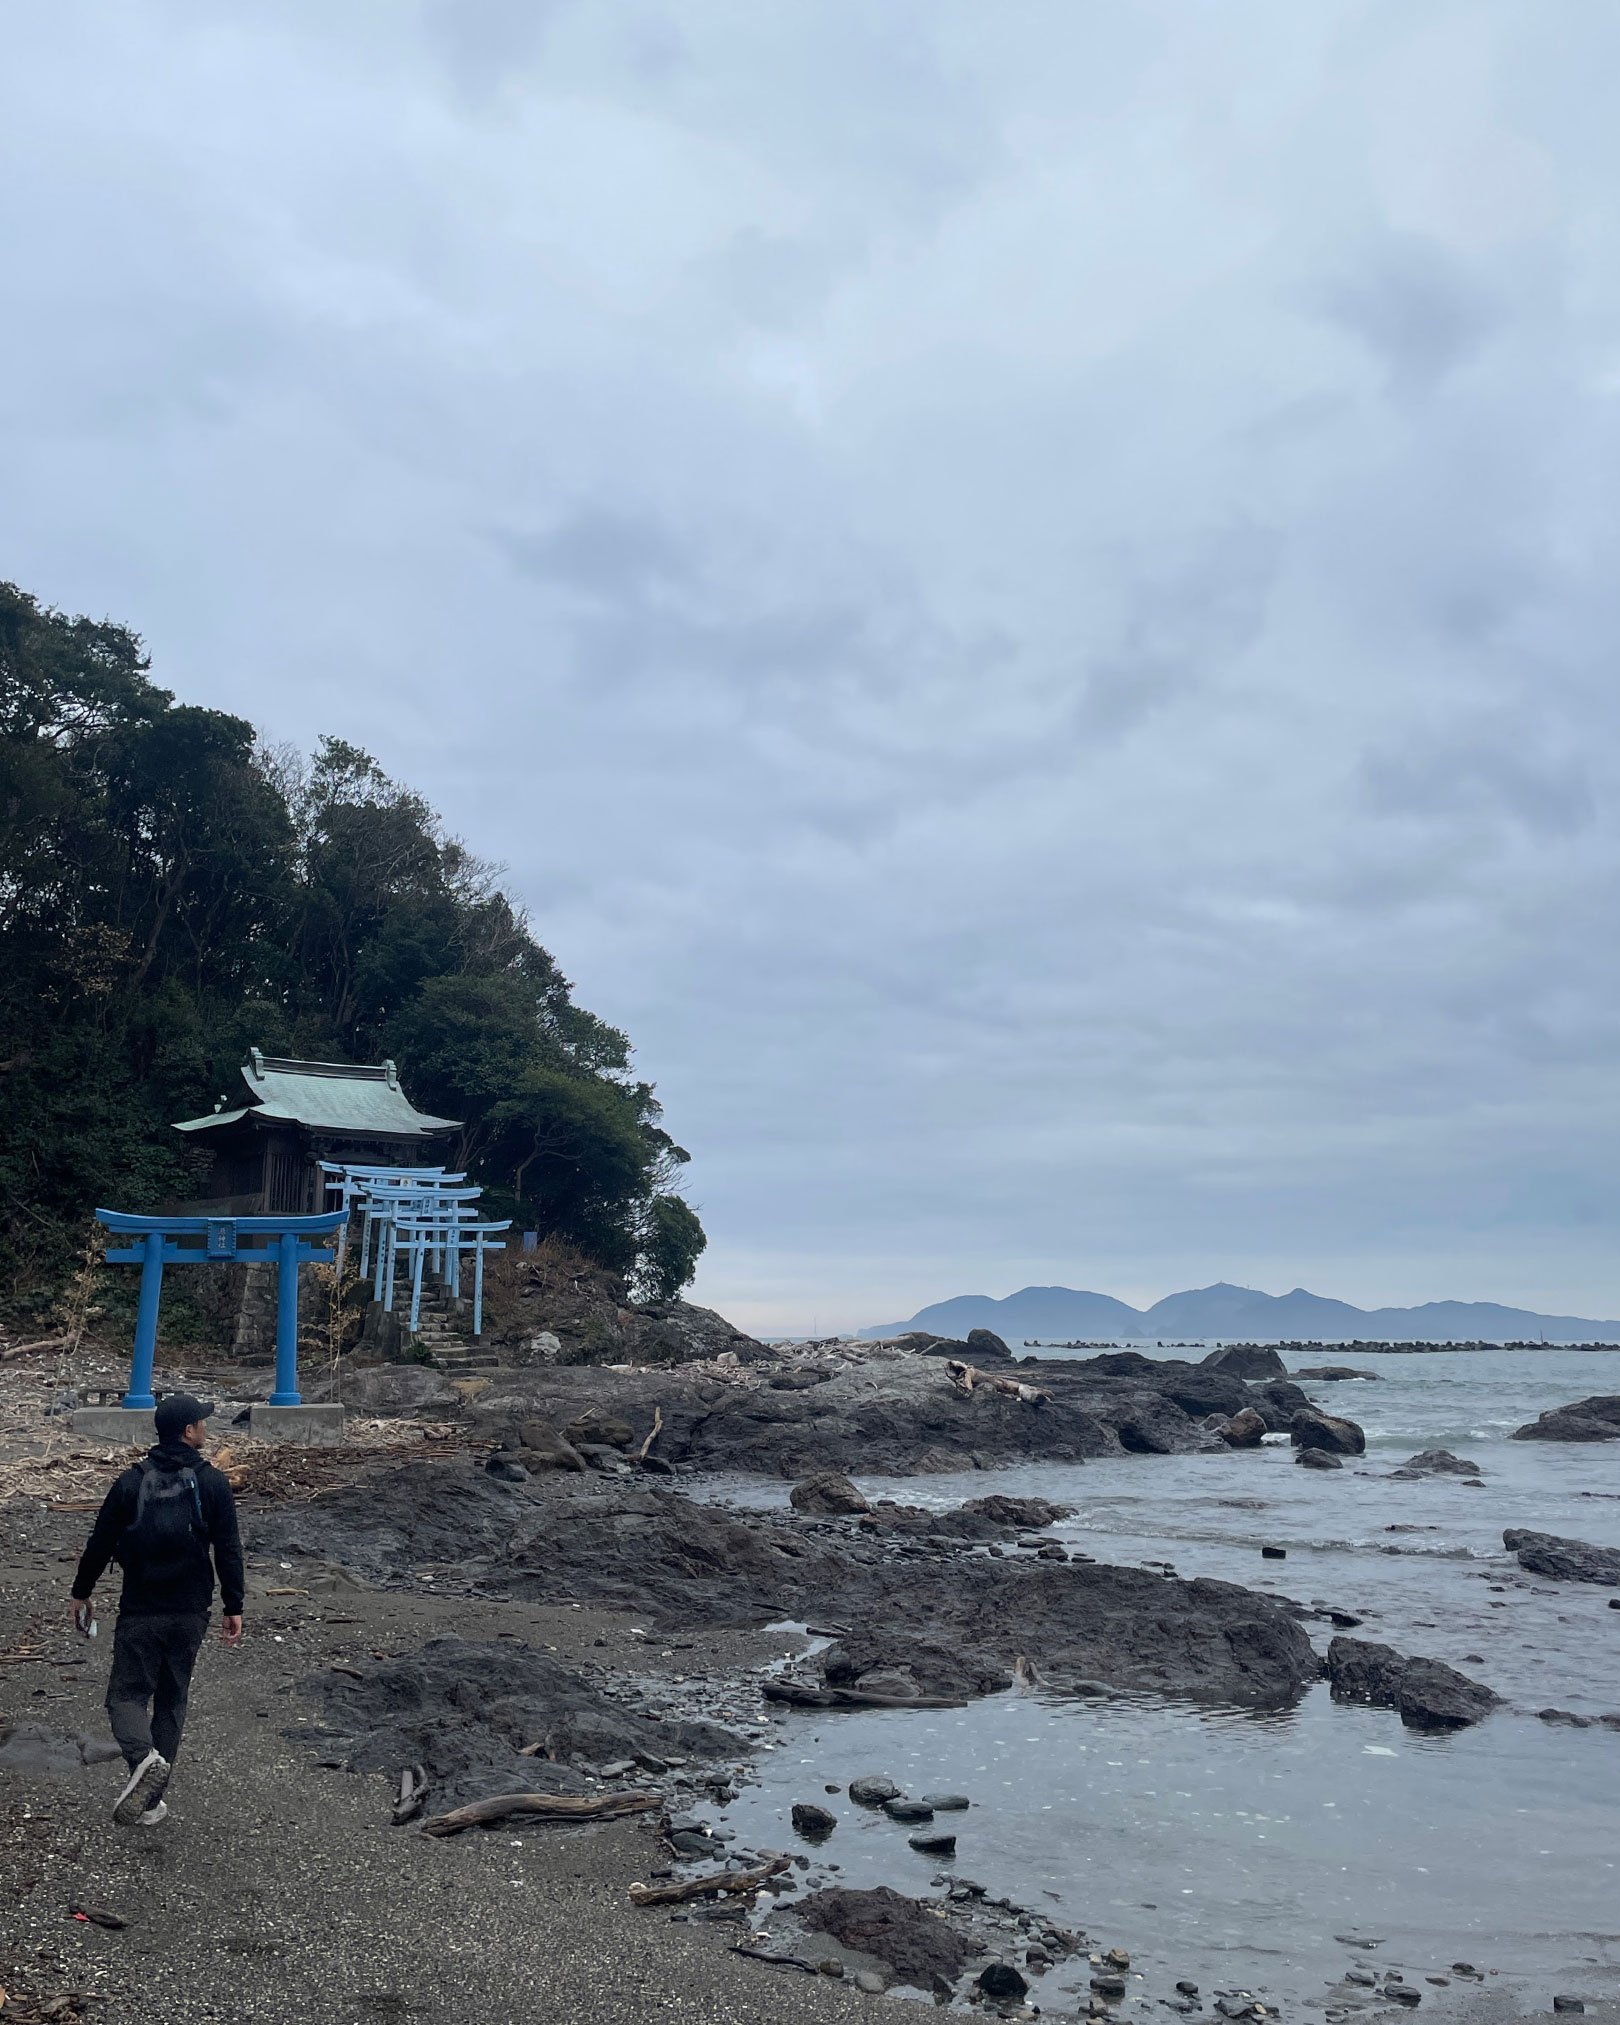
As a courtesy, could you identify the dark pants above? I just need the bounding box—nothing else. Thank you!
[106,1611,208,1772]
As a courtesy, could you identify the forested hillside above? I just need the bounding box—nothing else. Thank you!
[0,582,704,1322]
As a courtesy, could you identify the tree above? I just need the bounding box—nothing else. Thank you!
[0,582,707,1318]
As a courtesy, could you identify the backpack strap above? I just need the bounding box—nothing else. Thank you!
[179,1467,204,1528]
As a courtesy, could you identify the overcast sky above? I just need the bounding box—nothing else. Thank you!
[6,3,1620,1332]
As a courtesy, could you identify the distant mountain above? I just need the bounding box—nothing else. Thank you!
[860,1280,1620,1344]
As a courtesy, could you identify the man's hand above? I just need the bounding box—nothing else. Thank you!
[69,1597,89,1632]
[221,1614,243,1646]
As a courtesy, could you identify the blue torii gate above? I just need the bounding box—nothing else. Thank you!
[97,1209,347,1410]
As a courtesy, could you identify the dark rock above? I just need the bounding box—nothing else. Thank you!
[574,1441,629,1471]
[1537,1709,1591,1728]
[564,1410,637,1450]
[670,1829,723,1857]
[799,1885,983,1984]
[1248,1378,1313,1430]
[1510,1395,1620,1443]
[1219,1408,1268,1447]
[790,1472,871,1517]
[966,1328,1014,1361]
[908,1830,957,1855]
[823,1635,1011,1701]
[848,1774,902,1806]
[1386,1986,1421,2006]
[1291,1411,1366,1456]
[483,1453,530,1483]
[1553,1998,1586,2014]
[1094,1975,1131,1999]
[297,1635,739,1810]
[980,1963,1031,2001]
[335,1363,463,1415]
[769,1368,834,1391]
[1260,1545,1287,1560]
[961,1495,1074,1531]
[792,1802,838,1839]
[1202,1344,1287,1379]
[1502,1529,1620,1586]
[1326,1636,1500,1729]
[884,1798,935,1823]
[1176,1983,1200,1997]
[1294,1366,1381,1381]
[921,1793,970,1810]
[1391,1450,1481,1476]
[515,1420,587,1471]
[1297,1448,1343,1470]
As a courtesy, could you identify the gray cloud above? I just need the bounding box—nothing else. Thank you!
[3,0,1619,1330]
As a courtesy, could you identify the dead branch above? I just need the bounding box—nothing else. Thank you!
[629,1854,790,1906]
[945,1359,1050,1406]
[392,1765,428,1826]
[636,1407,664,1461]
[419,1789,658,1836]
[762,1679,965,1711]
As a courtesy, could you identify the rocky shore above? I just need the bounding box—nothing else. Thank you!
[2,1335,1615,2023]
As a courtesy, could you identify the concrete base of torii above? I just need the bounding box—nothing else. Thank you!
[249,1403,346,1445]
[72,1406,158,1444]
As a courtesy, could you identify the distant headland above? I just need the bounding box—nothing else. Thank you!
[860,1279,1620,1345]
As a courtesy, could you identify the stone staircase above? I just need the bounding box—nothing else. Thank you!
[392,1274,500,1376]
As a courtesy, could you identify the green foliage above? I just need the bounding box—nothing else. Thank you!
[637,1193,709,1302]
[0,580,706,1319]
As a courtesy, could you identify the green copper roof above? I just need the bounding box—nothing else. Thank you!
[173,1050,459,1139]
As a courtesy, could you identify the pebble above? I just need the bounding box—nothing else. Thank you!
[922,1793,972,1810]
[855,1971,886,1994]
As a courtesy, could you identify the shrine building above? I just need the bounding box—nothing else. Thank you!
[171,1049,459,1215]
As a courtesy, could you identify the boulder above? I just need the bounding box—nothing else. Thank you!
[1202,1344,1287,1380]
[847,1774,902,1806]
[966,1328,1014,1361]
[1502,1529,1620,1586]
[799,1886,983,1985]
[564,1409,636,1450]
[977,1963,1030,2002]
[1510,1395,1620,1443]
[1291,1411,1365,1456]
[790,1472,871,1516]
[516,1419,588,1472]
[1295,1366,1380,1381]
[1218,1407,1267,1448]
[791,1802,838,1840]
[1392,1449,1481,1476]
[1296,1448,1343,1470]
[483,1453,530,1483]
[1326,1636,1500,1729]
[960,1495,1074,1531]
[333,1363,461,1416]
[1247,1378,1313,1431]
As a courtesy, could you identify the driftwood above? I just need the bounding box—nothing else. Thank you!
[762,1678,965,1711]
[628,1853,790,1906]
[636,1408,664,1461]
[945,1360,1050,1406]
[1013,1654,1050,1690]
[731,1944,816,1973]
[392,1765,428,1826]
[1,1335,70,1360]
[419,1789,658,1837]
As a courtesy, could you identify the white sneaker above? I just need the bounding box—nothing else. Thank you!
[113,1750,170,1826]
[137,1799,168,1825]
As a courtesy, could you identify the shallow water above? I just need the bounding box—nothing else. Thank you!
[692,1348,1620,2009]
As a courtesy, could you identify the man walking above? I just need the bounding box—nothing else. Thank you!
[70,1392,244,1825]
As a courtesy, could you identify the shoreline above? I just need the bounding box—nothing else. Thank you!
[2,1349,1616,2022]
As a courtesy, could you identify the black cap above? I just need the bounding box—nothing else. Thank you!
[154,1392,215,1440]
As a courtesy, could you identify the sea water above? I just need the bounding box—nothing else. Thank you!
[695,1349,1620,2009]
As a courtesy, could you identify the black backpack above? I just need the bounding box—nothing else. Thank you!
[117,1461,206,1579]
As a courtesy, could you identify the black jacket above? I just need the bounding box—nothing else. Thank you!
[72,1442,245,1617]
